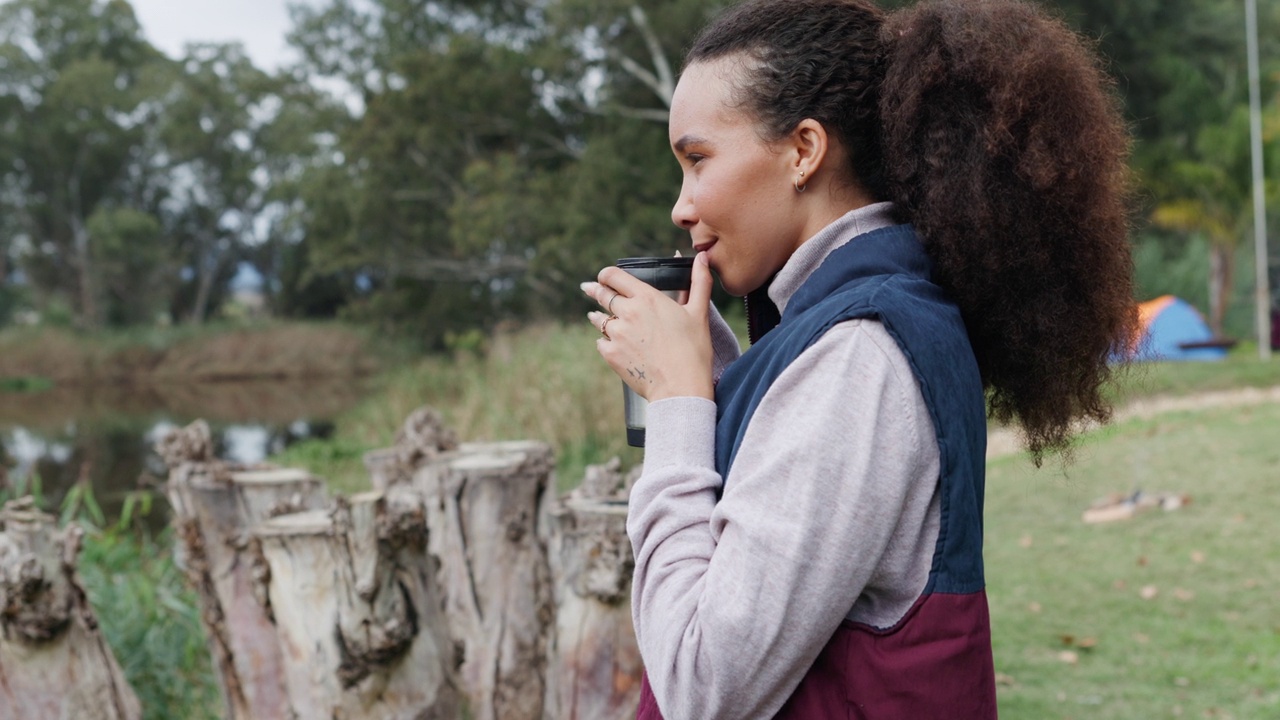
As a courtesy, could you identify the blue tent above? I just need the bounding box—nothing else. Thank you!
[1130,295,1228,362]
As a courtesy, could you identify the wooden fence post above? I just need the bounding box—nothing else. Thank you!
[160,420,326,720]
[254,491,459,719]
[0,498,141,720]
[413,440,556,720]
[543,459,643,720]
[161,409,646,720]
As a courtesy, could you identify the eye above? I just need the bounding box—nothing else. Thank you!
[686,153,706,166]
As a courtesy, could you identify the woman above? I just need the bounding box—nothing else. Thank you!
[580,0,1136,717]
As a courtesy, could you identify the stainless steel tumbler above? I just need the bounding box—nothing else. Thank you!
[616,256,695,447]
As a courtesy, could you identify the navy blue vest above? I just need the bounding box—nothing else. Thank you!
[637,225,998,719]
[712,224,988,594]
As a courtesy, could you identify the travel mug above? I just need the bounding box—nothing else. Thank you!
[616,256,695,447]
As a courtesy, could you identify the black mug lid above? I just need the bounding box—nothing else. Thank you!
[617,256,694,291]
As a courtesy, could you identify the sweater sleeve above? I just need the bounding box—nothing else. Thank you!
[627,319,941,720]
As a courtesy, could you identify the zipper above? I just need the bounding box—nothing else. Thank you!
[745,285,781,345]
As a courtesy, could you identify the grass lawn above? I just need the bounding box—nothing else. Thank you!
[987,401,1280,719]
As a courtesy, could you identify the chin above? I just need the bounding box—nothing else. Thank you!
[717,277,752,298]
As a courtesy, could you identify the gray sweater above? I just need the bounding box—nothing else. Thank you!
[629,203,943,720]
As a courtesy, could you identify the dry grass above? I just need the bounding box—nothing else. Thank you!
[0,323,380,383]
[320,321,642,490]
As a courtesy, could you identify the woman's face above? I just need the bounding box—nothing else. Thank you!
[668,58,805,297]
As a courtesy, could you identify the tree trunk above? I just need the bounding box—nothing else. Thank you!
[1208,242,1235,336]
[0,499,141,720]
[413,440,555,720]
[68,206,99,331]
[543,460,643,720]
[188,246,223,326]
[255,491,460,718]
[160,421,327,720]
[161,410,645,720]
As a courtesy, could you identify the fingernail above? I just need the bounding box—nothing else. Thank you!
[580,281,594,293]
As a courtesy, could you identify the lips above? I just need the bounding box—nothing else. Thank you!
[693,239,717,254]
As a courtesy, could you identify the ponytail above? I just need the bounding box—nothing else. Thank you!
[880,0,1136,462]
[685,0,1138,462]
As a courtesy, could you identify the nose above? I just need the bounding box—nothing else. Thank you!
[671,179,697,230]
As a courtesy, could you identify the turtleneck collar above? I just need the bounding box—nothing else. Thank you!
[769,202,898,316]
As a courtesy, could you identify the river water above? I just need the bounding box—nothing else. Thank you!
[0,379,369,526]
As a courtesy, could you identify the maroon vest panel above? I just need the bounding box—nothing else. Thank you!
[636,591,997,719]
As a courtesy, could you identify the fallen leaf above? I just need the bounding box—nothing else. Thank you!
[1174,588,1195,602]
[1019,534,1034,548]
[1028,602,1042,613]
[1140,585,1159,600]
[995,672,1016,686]
[1078,637,1098,649]
[1190,551,1206,564]
[1059,634,1075,646]
[1113,579,1127,591]
[1137,555,1149,567]
[1058,650,1079,665]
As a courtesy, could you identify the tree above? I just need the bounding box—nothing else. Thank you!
[157,42,298,324]
[0,0,165,328]
[1151,94,1280,334]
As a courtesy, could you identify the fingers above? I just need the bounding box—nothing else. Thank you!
[580,283,624,319]
[587,310,611,329]
[686,252,713,318]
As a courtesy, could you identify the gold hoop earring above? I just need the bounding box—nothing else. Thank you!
[794,170,807,194]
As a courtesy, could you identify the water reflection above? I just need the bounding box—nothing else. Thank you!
[0,380,367,525]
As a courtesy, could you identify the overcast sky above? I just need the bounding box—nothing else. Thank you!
[128,0,324,70]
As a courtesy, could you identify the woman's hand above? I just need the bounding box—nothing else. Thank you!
[581,252,716,402]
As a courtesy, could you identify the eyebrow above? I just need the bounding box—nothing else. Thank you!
[673,134,709,153]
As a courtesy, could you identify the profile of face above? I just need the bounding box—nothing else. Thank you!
[668,58,811,297]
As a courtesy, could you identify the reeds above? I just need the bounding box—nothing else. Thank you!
[336,321,644,489]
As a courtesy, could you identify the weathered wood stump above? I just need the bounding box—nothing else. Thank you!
[0,498,141,720]
[161,420,327,720]
[412,439,556,720]
[162,408,645,720]
[255,491,458,719]
[543,459,643,720]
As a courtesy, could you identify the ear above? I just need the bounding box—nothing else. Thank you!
[787,118,831,180]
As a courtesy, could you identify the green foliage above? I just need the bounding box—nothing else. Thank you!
[0,376,54,392]
[0,0,1276,342]
[0,0,164,329]
[79,526,220,720]
[271,436,372,496]
[88,206,171,326]
[0,481,219,720]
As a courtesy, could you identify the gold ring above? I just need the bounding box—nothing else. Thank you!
[600,315,617,341]
[608,292,620,315]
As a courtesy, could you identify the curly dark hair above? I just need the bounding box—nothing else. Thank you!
[687,0,1137,462]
